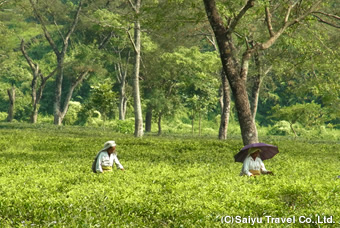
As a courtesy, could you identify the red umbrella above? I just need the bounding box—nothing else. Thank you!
[234,143,279,163]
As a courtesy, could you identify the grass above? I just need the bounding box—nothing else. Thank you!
[0,122,339,227]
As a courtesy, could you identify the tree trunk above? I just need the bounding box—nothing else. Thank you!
[7,87,15,122]
[289,122,298,138]
[29,0,83,125]
[199,111,202,136]
[250,51,262,122]
[21,39,57,124]
[132,5,143,137]
[119,95,127,121]
[31,106,38,123]
[59,70,89,124]
[145,107,152,132]
[115,57,129,121]
[157,113,162,136]
[203,0,258,145]
[53,62,63,125]
[204,0,322,145]
[218,69,231,140]
[118,78,127,120]
[229,60,258,145]
[191,109,194,135]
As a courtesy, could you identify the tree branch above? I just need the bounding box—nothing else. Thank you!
[205,35,218,51]
[99,31,115,49]
[127,29,138,53]
[260,0,322,50]
[20,39,37,73]
[284,1,298,24]
[44,67,58,81]
[312,11,340,20]
[0,0,9,7]
[62,0,83,55]
[60,70,89,118]
[128,0,137,12]
[227,0,255,33]
[312,14,340,29]
[52,17,65,43]
[265,6,275,37]
[29,0,60,57]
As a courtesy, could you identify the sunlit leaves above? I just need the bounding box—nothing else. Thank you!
[92,9,127,30]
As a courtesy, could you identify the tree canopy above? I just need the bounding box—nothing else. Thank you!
[0,0,339,139]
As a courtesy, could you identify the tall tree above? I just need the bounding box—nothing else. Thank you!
[203,0,323,145]
[29,0,83,125]
[128,0,143,137]
[20,39,57,123]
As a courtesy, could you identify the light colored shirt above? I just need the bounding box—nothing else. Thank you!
[240,156,268,176]
[95,152,124,173]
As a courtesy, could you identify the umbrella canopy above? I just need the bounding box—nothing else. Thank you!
[234,143,279,163]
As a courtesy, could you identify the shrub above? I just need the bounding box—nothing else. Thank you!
[114,118,134,134]
[63,101,82,125]
[268,121,292,136]
[0,112,7,121]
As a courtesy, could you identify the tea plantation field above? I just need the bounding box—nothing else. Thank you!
[0,123,339,227]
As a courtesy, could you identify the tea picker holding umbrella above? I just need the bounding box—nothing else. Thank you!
[234,143,279,177]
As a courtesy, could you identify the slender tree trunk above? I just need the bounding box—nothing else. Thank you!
[118,78,127,120]
[53,61,63,125]
[59,70,89,124]
[145,106,152,132]
[128,0,143,137]
[132,15,143,137]
[7,87,15,122]
[250,51,262,122]
[199,111,202,136]
[157,113,162,136]
[289,122,298,138]
[191,109,194,135]
[115,55,129,121]
[119,95,127,120]
[218,69,231,140]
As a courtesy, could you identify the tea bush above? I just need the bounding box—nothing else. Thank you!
[0,123,339,227]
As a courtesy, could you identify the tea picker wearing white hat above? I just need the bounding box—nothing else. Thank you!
[92,140,124,173]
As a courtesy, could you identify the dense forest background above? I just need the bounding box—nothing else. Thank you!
[0,0,339,141]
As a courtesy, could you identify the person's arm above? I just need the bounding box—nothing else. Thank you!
[242,156,253,176]
[113,154,124,170]
[96,152,104,173]
[259,158,272,174]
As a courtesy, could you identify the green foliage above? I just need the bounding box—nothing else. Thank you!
[152,46,220,122]
[0,123,339,227]
[114,118,135,134]
[63,101,82,125]
[269,102,330,128]
[81,79,118,121]
[0,112,7,121]
[268,121,293,136]
[92,9,128,29]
